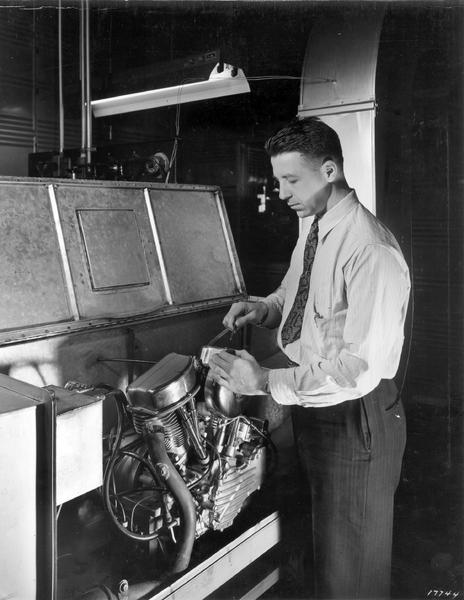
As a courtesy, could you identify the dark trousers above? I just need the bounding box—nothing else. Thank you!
[291,379,406,599]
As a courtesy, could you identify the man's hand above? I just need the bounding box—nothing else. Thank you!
[209,349,269,396]
[223,301,269,331]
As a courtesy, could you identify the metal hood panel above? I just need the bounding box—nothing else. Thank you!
[0,177,245,344]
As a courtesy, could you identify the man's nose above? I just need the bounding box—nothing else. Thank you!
[279,181,291,201]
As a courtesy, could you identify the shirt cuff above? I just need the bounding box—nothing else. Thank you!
[255,302,269,327]
[268,367,301,405]
[263,292,284,315]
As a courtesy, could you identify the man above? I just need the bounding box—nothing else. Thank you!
[209,117,410,599]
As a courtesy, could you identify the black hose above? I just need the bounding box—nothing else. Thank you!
[103,392,161,541]
[142,418,196,575]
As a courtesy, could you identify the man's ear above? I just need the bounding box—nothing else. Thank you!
[321,159,338,182]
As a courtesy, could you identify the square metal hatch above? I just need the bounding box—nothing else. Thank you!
[77,209,150,291]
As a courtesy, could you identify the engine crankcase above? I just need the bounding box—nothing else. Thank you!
[197,446,266,536]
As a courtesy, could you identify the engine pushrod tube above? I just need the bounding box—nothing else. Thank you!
[177,405,208,462]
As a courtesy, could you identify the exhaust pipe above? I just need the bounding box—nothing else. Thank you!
[142,417,196,574]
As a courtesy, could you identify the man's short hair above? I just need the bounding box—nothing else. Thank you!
[264,117,343,164]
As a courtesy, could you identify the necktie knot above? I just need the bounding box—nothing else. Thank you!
[309,215,319,244]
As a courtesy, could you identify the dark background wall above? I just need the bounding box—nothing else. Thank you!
[375,6,464,595]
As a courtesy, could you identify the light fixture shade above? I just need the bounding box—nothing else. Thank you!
[91,63,250,118]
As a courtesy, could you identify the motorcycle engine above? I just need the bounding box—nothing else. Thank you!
[96,348,268,570]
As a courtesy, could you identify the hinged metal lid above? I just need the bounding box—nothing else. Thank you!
[0,177,245,344]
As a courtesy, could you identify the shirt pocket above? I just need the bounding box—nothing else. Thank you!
[312,303,347,361]
[313,284,332,320]
[311,301,331,359]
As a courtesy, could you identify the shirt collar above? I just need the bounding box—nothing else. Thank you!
[317,190,358,241]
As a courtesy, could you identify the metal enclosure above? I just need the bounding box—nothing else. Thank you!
[0,178,246,598]
[0,375,55,599]
[52,385,103,505]
[298,10,384,213]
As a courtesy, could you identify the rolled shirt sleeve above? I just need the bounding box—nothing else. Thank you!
[261,282,286,315]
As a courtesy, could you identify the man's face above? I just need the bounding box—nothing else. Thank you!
[271,151,330,218]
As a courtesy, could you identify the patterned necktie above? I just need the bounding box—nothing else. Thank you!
[281,216,319,346]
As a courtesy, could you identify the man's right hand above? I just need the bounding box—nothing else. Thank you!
[223,301,269,331]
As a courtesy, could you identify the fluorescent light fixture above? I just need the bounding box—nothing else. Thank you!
[91,63,250,118]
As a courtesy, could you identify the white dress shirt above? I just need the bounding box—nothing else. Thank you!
[264,191,411,407]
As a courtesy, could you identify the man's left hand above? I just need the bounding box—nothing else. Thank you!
[209,349,268,395]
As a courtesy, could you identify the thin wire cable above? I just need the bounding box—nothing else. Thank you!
[130,495,154,532]
[204,437,223,478]
[166,77,204,183]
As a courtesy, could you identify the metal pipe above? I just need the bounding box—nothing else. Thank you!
[85,0,92,165]
[80,0,86,162]
[32,5,37,154]
[58,0,64,158]
[178,404,208,463]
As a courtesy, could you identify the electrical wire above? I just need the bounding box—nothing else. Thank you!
[243,416,278,475]
[129,495,155,532]
[118,448,161,483]
[186,458,213,490]
[166,77,203,184]
[102,391,125,482]
[111,476,127,525]
[204,437,223,478]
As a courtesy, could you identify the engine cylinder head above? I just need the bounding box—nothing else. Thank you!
[127,354,197,412]
[132,410,187,464]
